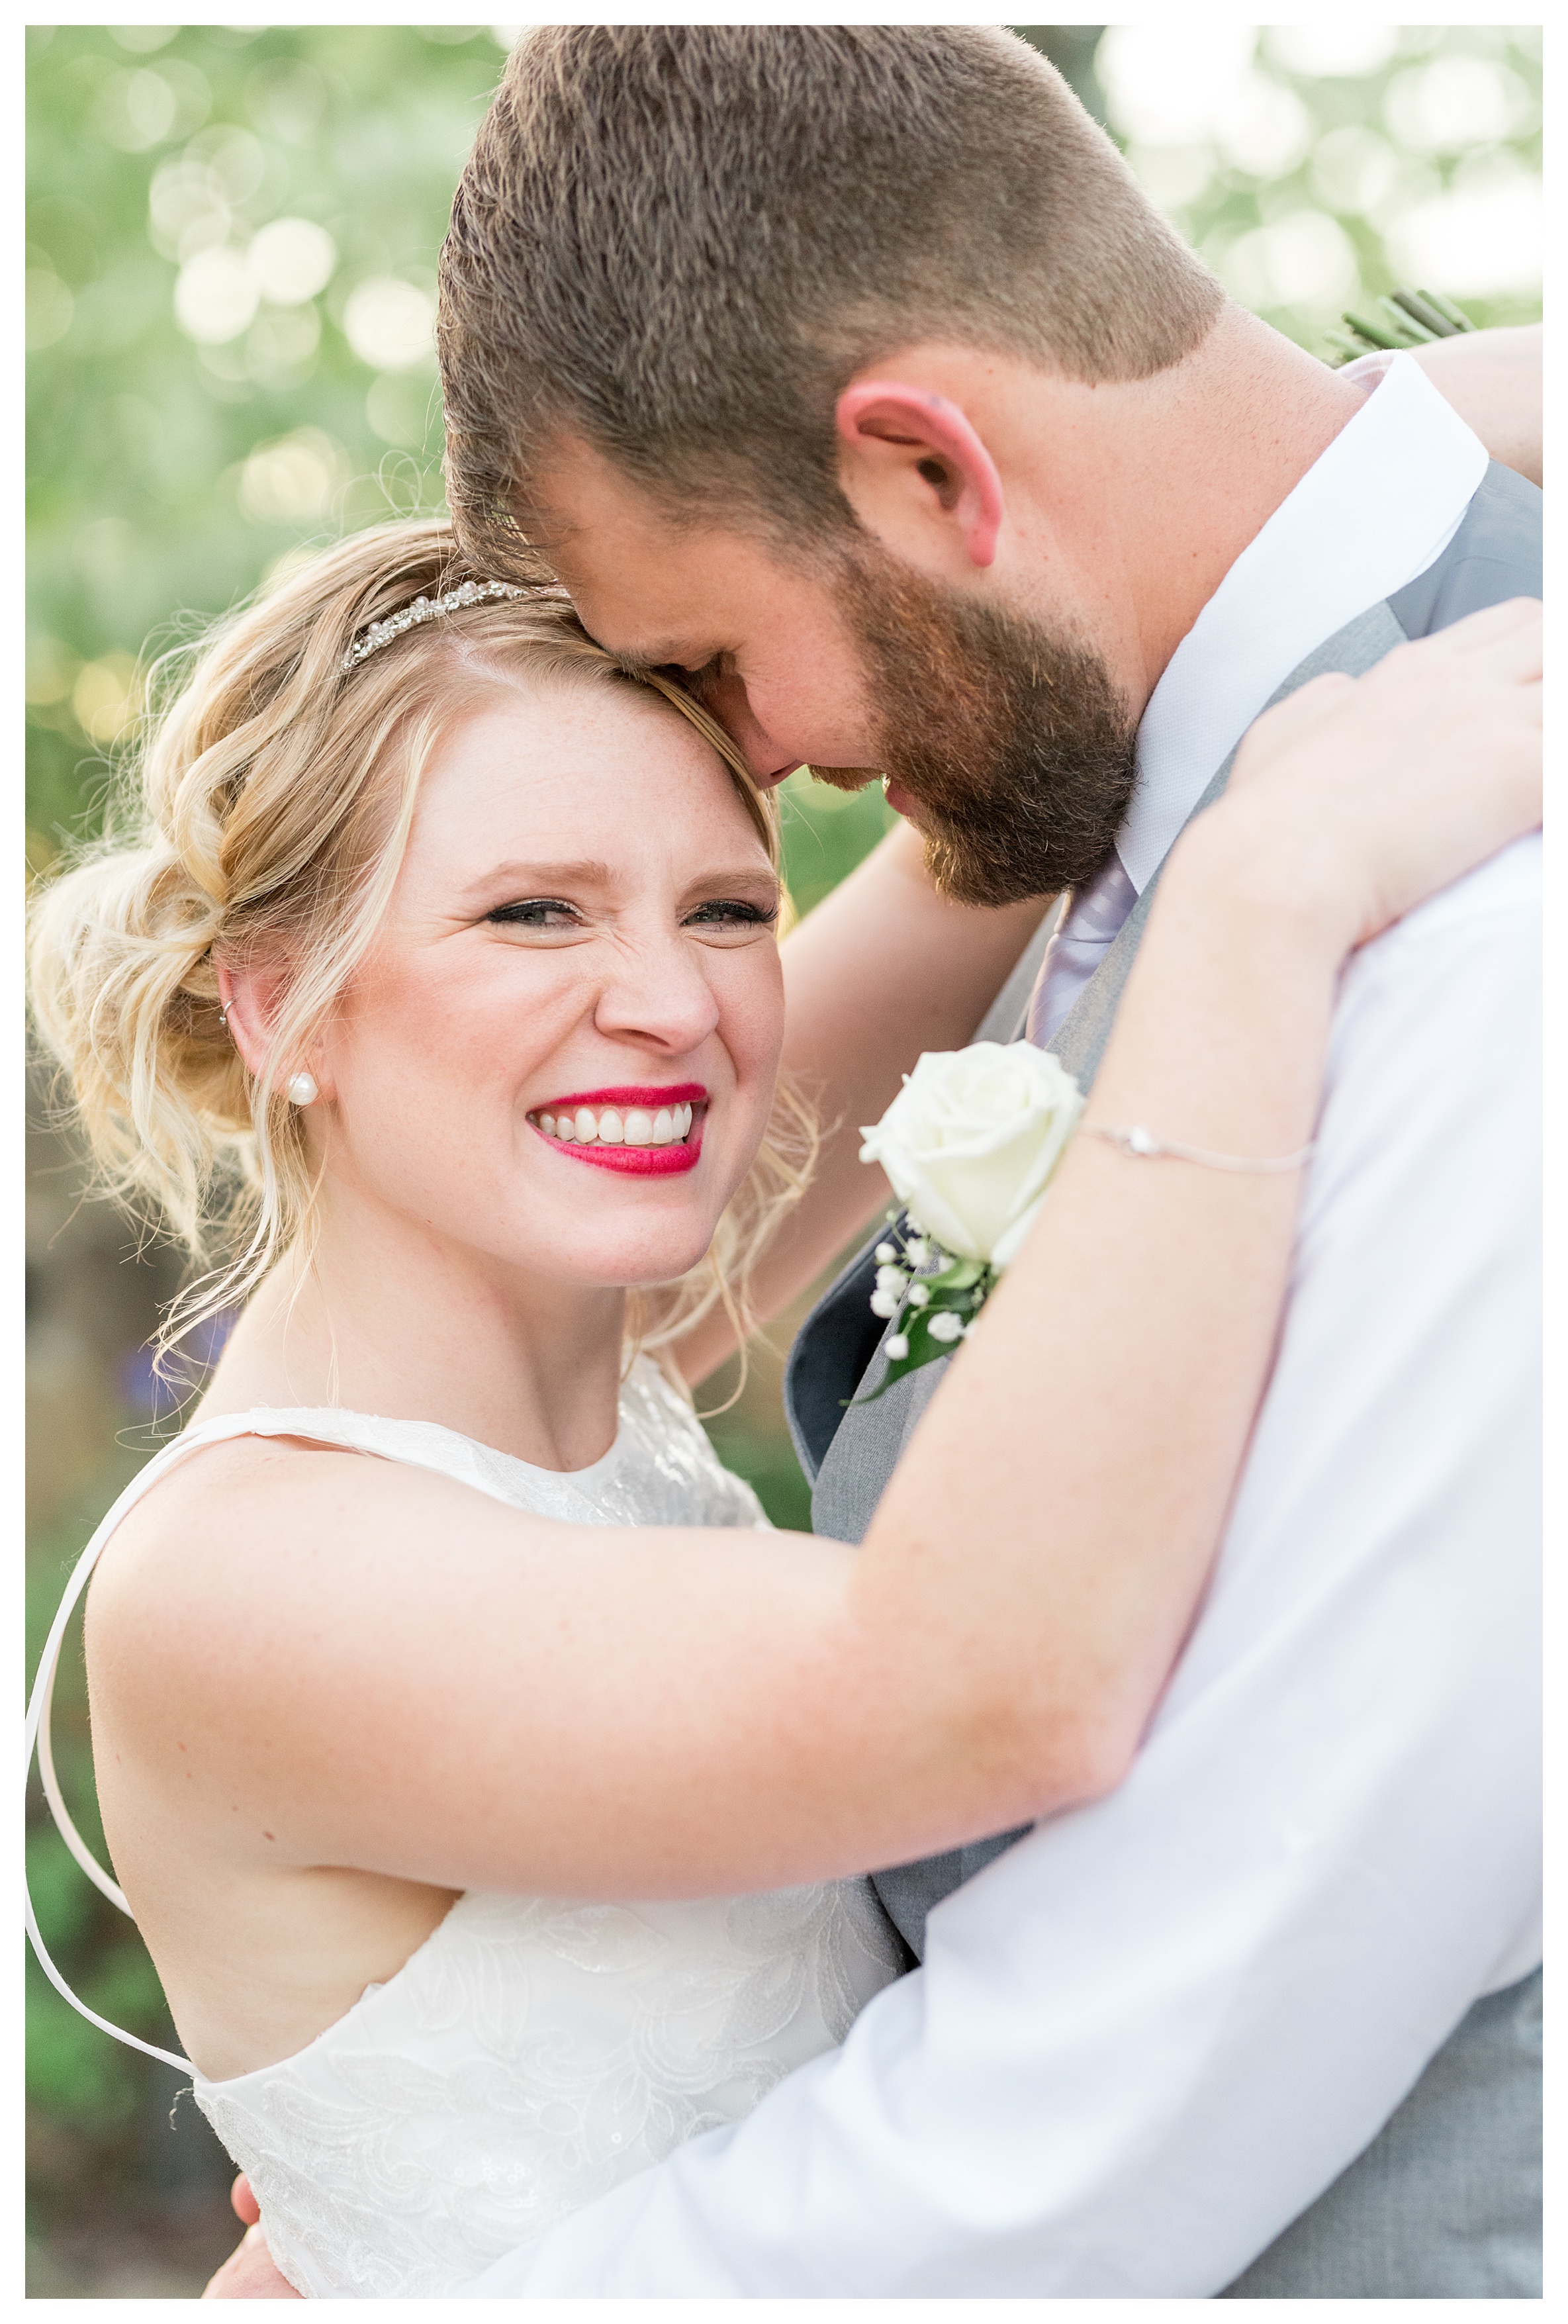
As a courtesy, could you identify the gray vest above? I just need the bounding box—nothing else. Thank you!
[784,461,1542,2296]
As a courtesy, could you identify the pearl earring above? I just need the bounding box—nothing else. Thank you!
[287,1072,319,1107]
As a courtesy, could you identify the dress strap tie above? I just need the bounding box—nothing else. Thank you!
[24,1412,300,2074]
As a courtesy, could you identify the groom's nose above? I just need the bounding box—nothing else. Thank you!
[702,671,798,790]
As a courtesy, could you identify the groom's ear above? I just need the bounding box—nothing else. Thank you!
[835,379,1004,571]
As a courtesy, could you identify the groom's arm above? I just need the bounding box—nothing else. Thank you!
[458,839,1540,2297]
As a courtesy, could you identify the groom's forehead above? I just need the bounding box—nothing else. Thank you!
[551,541,736,671]
[537,448,816,661]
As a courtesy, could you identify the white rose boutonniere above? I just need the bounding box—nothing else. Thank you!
[854,1042,1084,1398]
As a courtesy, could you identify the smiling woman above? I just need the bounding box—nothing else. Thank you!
[29,521,809,1377]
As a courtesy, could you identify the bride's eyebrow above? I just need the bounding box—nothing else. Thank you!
[463,859,619,900]
[686,867,780,896]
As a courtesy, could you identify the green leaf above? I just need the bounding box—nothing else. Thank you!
[1331,287,1481,368]
[1377,294,1438,344]
[1418,287,1479,334]
[1389,287,1460,340]
[841,1254,1000,1405]
[1340,309,1404,351]
[927,1258,986,1293]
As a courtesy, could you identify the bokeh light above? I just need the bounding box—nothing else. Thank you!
[1098,24,1540,329]
[236,426,350,526]
[342,275,437,371]
[247,215,337,305]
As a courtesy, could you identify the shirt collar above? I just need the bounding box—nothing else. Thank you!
[1117,351,1491,895]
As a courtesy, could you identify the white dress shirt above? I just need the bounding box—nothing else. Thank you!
[461,364,1540,2297]
[1030,352,1487,1046]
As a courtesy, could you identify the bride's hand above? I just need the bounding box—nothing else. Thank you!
[1201,596,1542,956]
[201,2178,300,2301]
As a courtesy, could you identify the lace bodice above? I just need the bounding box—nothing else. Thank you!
[201,1879,900,2298]
[25,1359,903,2298]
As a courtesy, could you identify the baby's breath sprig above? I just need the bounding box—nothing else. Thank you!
[851,1211,997,1403]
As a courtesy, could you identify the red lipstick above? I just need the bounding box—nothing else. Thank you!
[541,1084,707,1111]
[529,1084,708,1177]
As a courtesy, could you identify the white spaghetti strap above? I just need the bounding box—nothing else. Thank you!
[25,1402,533,2075]
[25,1890,193,2072]
[23,1411,291,2075]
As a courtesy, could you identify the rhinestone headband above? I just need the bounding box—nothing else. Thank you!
[341,579,530,672]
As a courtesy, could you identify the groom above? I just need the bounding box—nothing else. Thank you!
[215,27,1541,2298]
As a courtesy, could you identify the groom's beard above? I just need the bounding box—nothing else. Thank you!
[825,549,1140,906]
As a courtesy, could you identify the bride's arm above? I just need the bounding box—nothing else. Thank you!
[675,827,1050,1384]
[1348,324,1542,488]
[1414,322,1542,487]
[89,604,1539,1902]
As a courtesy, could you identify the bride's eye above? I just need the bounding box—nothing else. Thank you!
[684,897,778,933]
[486,898,584,931]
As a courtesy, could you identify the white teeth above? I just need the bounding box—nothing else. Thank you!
[540,1100,698,1146]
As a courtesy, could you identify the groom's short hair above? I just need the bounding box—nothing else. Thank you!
[439,27,1223,558]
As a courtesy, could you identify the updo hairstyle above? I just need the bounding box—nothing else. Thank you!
[26,519,811,1368]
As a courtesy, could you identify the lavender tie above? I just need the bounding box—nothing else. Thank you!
[1025,853,1139,1050]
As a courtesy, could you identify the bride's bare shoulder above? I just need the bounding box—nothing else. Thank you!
[80,1436,554,1845]
[99,1430,360,1551]
[85,1434,446,1677]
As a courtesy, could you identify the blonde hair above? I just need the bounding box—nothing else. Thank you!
[27,519,814,1377]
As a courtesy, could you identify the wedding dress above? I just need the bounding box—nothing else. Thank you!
[25,1358,904,2296]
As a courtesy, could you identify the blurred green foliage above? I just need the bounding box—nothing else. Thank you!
[26,24,500,857]
[1091,24,1540,349]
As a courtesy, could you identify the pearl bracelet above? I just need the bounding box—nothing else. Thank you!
[1081,1122,1318,1174]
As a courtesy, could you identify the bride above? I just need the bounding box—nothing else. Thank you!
[25,518,1540,2297]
